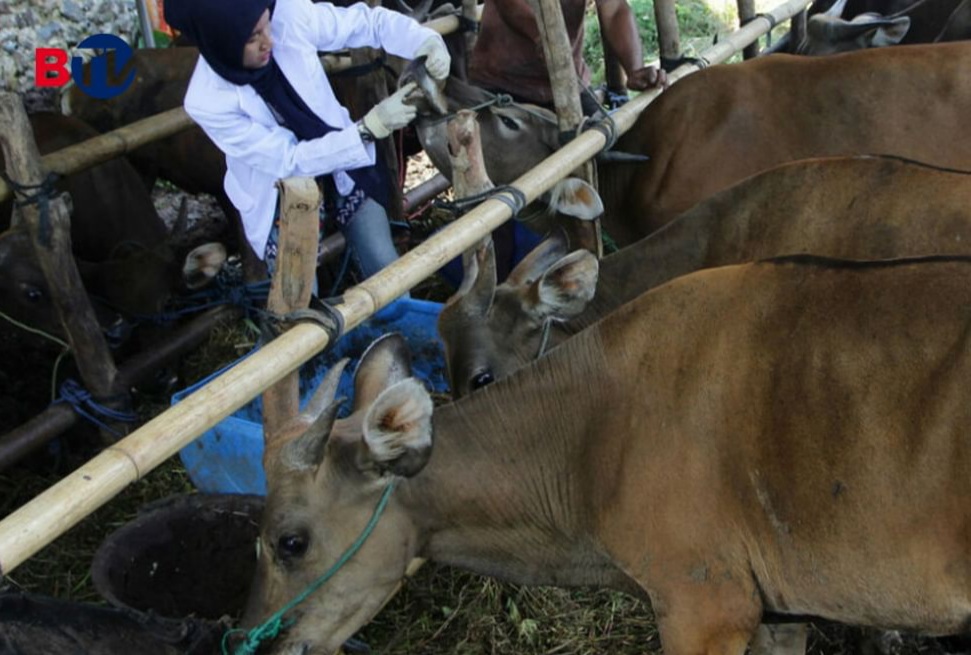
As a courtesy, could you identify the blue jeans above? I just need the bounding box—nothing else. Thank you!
[264,196,407,298]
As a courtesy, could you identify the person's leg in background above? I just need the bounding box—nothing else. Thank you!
[341,197,410,299]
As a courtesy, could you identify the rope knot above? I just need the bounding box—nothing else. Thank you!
[54,378,137,436]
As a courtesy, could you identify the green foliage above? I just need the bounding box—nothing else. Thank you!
[583,0,735,85]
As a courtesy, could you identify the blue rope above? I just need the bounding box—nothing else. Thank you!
[53,379,138,437]
[222,481,397,655]
[134,278,272,327]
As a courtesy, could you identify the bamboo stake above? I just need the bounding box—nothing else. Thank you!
[739,0,759,59]
[262,178,321,446]
[654,0,682,71]
[0,0,810,577]
[528,0,601,256]
[0,7,485,204]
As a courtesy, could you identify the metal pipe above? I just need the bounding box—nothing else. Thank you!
[403,173,450,212]
[0,305,240,473]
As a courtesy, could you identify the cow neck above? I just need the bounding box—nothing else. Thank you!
[400,327,629,589]
[562,205,717,338]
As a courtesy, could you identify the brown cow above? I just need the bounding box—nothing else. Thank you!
[438,155,971,397]
[400,64,561,187]
[596,42,971,246]
[406,44,971,248]
[0,112,168,262]
[0,113,225,340]
[242,255,971,655]
[0,228,226,340]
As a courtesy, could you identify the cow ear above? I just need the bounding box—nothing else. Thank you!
[545,178,604,221]
[353,333,413,414]
[505,231,570,287]
[531,250,599,320]
[868,16,910,46]
[361,378,434,478]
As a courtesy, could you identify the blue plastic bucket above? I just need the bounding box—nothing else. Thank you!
[172,298,449,495]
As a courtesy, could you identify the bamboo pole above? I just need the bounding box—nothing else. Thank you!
[0,0,810,577]
[739,0,759,59]
[528,0,601,255]
[262,178,321,445]
[654,0,682,71]
[0,7,484,205]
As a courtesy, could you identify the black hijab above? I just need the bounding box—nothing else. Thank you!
[164,0,389,209]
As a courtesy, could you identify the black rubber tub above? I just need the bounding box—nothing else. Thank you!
[91,493,265,621]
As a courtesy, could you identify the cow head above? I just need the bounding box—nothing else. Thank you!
[438,231,599,398]
[241,334,433,655]
[0,229,119,337]
[0,227,226,342]
[797,12,911,54]
[400,60,561,186]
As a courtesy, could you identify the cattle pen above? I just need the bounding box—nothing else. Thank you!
[0,0,810,620]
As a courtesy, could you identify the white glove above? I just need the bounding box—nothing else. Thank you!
[361,81,419,140]
[414,36,451,80]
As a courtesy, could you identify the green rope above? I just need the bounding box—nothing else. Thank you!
[222,481,398,655]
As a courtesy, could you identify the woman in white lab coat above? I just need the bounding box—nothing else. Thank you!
[164,0,450,281]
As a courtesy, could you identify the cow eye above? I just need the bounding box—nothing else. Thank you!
[470,370,495,390]
[498,115,519,131]
[23,286,44,303]
[277,533,309,560]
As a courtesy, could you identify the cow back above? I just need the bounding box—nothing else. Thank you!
[602,42,971,246]
[0,112,168,262]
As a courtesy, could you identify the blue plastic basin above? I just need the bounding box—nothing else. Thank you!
[172,298,449,495]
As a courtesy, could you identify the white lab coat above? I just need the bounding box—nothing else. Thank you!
[183,0,442,258]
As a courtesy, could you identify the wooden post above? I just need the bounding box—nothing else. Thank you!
[739,0,759,59]
[654,0,682,71]
[0,93,123,438]
[261,177,322,447]
[527,0,602,256]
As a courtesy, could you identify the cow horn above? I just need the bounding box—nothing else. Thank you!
[446,239,496,318]
[303,358,350,421]
[821,0,849,18]
[274,359,349,471]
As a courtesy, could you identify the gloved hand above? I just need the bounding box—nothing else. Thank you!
[361,81,418,140]
[414,36,451,80]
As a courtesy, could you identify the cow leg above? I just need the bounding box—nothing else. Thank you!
[751,624,808,655]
